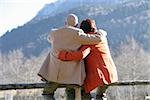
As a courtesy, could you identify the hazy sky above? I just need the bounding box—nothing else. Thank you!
[0,0,58,37]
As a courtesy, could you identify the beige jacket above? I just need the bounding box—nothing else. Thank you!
[38,26,102,86]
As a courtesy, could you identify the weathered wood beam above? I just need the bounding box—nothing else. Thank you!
[0,80,150,90]
[110,80,150,86]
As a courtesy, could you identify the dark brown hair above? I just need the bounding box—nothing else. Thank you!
[80,19,97,33]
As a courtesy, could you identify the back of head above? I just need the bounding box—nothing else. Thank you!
[80,19,97,33]
[66,14,78,27]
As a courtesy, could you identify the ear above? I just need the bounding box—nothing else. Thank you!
[91,28,95,32]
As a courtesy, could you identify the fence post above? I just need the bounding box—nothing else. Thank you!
[4,93,13,100]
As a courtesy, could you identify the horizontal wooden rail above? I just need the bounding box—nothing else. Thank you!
[0,80,150,90]
[110,80,150,86]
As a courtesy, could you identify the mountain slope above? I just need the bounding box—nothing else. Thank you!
[32,0,124,21]
[0,0,150,56]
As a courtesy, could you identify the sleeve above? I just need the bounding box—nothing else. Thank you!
[58,46,90,61]
[76,30,102,45]
[76,29,107,45]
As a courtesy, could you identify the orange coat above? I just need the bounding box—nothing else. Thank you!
[58,31,118,93]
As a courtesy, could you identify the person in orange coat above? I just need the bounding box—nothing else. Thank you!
[58,19,118,99]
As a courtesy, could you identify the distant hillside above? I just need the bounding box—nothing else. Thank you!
[32,0,122,21]
[0,0,150,56]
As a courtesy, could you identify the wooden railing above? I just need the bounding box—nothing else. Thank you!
[0,80,150,100]
[0,80,150,90]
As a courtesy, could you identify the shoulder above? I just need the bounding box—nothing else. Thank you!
[49,27,64,36]
[62,26,84,36]
[97,29,107,36]
[66,26,83,32]
[48,28,61,41]
[97,29,107,37]
[49,28,59,34]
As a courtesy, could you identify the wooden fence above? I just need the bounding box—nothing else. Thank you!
[0,80,150,90]
[0,80,150,100]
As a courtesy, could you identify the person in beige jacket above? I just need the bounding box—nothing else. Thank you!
[38,14,104,100]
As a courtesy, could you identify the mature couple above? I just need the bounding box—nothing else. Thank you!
[38,14,118,100]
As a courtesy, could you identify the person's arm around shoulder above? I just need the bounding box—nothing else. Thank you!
[97,29,107,38]
[58,46,91,61]
[76,29,105,45]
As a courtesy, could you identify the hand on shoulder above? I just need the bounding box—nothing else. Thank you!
[96,29,107,37]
